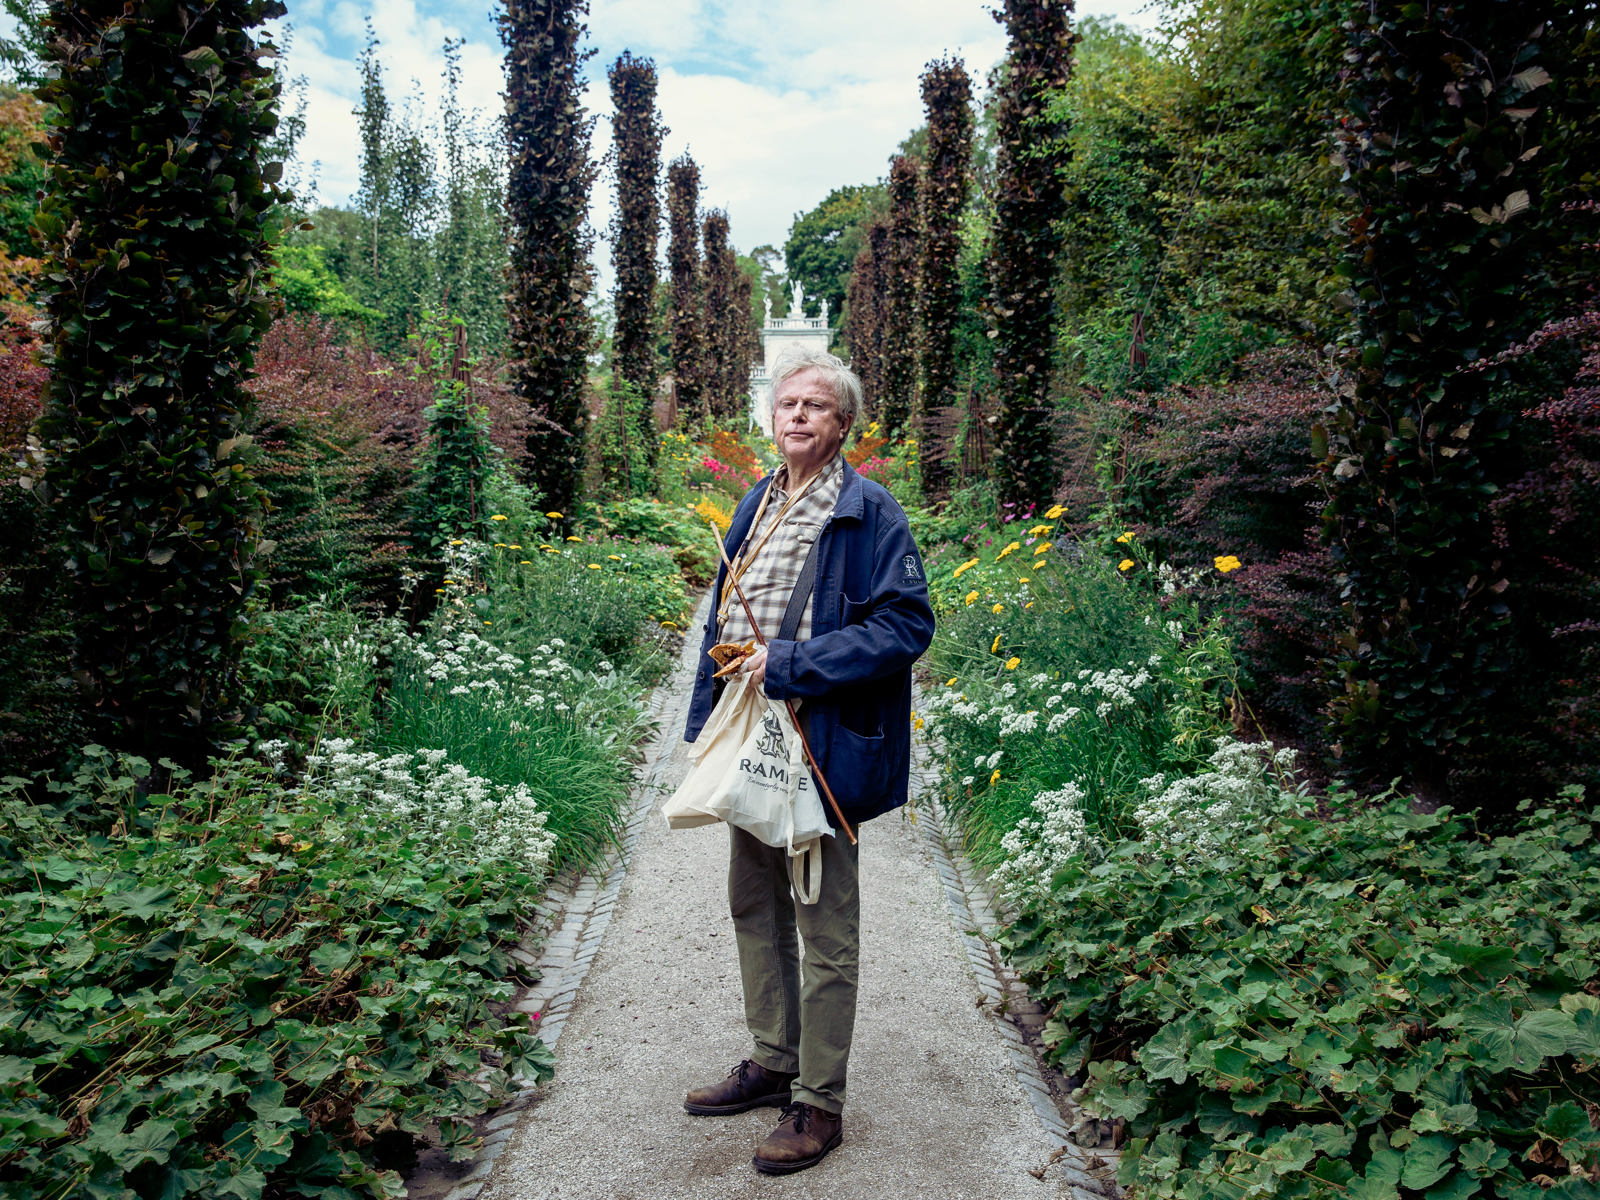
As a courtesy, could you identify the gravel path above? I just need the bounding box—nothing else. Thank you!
[463,595,1117,1199]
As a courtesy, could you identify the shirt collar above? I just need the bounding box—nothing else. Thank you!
[773,452,844,497]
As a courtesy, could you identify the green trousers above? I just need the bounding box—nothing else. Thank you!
[728,823,861,1115]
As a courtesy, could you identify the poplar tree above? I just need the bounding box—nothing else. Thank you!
[608,50,664,461]
[702,209,754,421]
[845,220,887,412]
[988,0,1075,508]
[33,0,285,758]
[917,57,972,496]
[666,153,705,427]
[501,0,595,512]
[880,154,921,443]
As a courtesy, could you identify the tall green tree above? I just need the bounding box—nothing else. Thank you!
[1322,0,1589,803]
[608,50,664,460]
[880,155,920,443]
[666,152,705,427]
[987,0,1076,507]
[501,0,595,513]
[917,56,973,496]
[783,182,885,328]
[33,0,285,759]
[437,37,510,355]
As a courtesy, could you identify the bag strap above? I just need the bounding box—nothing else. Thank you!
[777,530,824,643]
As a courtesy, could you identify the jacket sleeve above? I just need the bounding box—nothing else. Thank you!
[762,515,934,700]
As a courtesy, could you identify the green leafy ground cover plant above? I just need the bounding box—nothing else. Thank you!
[1004,788,1600,1200]
[0,752,554,1200]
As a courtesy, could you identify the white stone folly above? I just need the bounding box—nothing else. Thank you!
[749,281,833,435]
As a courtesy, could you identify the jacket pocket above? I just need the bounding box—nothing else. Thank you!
[838,592,873,628]
[825,723,892,809]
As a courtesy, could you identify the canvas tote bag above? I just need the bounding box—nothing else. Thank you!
[660,532,833,901]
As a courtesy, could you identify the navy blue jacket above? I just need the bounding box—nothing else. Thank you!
[685,459,936,826]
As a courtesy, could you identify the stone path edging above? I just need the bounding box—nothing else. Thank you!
[909,792,1120,1197]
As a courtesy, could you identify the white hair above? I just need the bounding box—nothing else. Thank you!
[770,348,863,423]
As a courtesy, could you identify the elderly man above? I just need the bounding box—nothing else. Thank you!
[681,349,935,1174]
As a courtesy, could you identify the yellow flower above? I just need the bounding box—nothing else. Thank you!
[952,558,980,578]
[1027,524,1053,536]
[1116,531,1134,544]
[1045,504,1065,519]
[1025,601,1035,609]
[494,542,506,548]
[660,620,679,629]
[434,588,444,593]
[914,717,924,730]
[991,634,1002,654]
[989,768,1001,785]
[587,563,601,570]
[491,514,508,521]
[946,676,957,686]
[1004,656,1021,670]
[607,554,623,561]
[992,603,1005,614]
[509,544,522,549]
[1033,542,1051,554]
[521,560,532,565]
[1215,554,1243,573]
[483,620,492,625]
[1032,560,1046,572]
[545,511,563,518]
[566,536,583,543]
[964,590,979,605]
[449,539,464,546]
[997,541,1021,559]
[443,578,455,584]
[1018,577,1030,584]
[1119,559,1135,571]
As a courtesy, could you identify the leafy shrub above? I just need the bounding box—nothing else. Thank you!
[920,527,1239,866]
[592,495,720,585]
[0,752,554,1200]
[1005,787,1600,1200]
[379,614,649,868]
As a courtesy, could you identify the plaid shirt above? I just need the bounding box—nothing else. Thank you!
[717,453,844,646]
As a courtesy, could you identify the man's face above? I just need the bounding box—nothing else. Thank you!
[773,368,852,476]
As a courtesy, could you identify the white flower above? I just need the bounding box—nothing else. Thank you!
[1132,738,1300,869]
[994,782,1097,908]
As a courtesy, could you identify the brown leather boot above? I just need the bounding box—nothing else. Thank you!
[683,1060,797,1116]
[751,1102,843,1174]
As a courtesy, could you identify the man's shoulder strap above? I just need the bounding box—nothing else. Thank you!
[777,530,824,642]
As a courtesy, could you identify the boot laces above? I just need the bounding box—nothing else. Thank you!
[778,1101,811,1131]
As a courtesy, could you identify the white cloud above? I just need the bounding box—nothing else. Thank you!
[267,0,1159,257]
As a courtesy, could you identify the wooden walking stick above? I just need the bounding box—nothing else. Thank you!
[707,522,857,846]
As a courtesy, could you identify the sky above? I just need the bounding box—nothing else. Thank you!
[265,0,1161,258]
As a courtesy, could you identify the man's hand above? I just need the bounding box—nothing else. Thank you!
[740,646,769,690]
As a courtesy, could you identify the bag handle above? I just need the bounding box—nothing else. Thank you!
[790,838,823,905]
[777,527,825,643]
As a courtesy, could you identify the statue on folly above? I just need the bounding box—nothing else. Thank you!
[789,279,804,318]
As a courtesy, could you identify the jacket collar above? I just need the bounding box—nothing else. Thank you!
[833,458,865,521]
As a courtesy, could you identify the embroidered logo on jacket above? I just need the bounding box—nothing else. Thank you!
[902,554,923,581]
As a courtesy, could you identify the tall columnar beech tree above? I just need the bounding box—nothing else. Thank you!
[666,153,705,427]
[608,50,664,460]
[501,0,595,512]
[988,0,1076,508]
[845,220,888,411]
[702,209,752,421]
[880,154,921,443]
[917,57,973,497]
[1323,1,1577,801]
[33,0,285,757]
